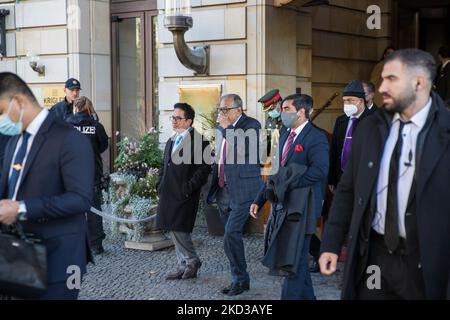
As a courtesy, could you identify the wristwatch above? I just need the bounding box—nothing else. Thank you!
[18,201,28,221]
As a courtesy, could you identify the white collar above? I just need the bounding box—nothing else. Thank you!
[289,120,309,136]
[351,108,365,119]
[26,108,49,136]
[233,114,243,127]
[392,97,432,129]
[442,60,450,69]
[172,127,192,140]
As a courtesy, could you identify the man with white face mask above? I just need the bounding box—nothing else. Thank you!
[329,80,370,193]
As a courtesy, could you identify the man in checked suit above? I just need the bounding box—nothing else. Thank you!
[207,93,263,296]
[250,94,329,299]
[0,72,94,299]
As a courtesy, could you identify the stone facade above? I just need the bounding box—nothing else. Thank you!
[0,0,112,135]
[0,0,393,141]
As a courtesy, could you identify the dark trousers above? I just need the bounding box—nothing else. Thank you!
[309,234,321,260]
[39,282,80,300]
[87,188,105,248]
[216,186,250,285]
[281,235,316,300]
[357,231,426,300]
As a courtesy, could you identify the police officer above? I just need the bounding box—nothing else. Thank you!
[51,78,99,121]
[67,96,109,254]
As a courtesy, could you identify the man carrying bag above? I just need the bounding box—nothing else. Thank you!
[0,72,94,299]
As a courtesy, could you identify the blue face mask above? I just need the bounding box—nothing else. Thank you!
[0,100,24,136]
[281,111,300,128]
[268,109,281,119]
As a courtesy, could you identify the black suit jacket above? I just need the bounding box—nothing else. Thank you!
[0,112,95,285]
[367,103,378,115]
[435,62,450,107]
[156,128,211,233]
[321,92,450,299]
[328,107,371,187]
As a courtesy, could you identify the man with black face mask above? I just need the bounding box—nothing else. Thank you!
[320,48,450,300]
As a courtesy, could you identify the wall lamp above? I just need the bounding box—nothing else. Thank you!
[28,54,45,76]
[164,0,209,75]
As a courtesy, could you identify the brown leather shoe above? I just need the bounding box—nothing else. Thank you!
[182,261,202,280]
[165,268,185,280]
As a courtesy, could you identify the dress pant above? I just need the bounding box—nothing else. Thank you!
[357,231,426,300]
[216,185,251,285]
[170,231,200,268]
[39,282,80,300]
[281,235,316,300]
[87,187,105,248]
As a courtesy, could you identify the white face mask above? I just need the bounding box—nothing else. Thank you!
[343,104,358,117]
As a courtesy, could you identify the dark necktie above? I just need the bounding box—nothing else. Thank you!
[218,139,227,188]
[281,131,296,167]
[8,132,31,199]
[384,120,411,252]
[341,116,357,170]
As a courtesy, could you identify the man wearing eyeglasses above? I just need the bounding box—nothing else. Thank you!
[156,103,211,282]
[207,94,262,296]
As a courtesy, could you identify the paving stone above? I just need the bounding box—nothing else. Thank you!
[79,224,341,300]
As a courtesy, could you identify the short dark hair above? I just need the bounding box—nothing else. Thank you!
[174,102,195,124]
[384,48,436,85]
[362,81,375,93]
[282,94,313,119]
[0,72,38,103]
[438,45,450,59]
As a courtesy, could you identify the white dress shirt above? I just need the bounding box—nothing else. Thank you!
[8,108,49,200]
[171,127,191,154]
[344,109,364,138]
[282,120,309,155]
[372,98,432,237]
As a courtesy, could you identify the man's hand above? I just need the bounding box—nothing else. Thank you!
[249,204,259,219]
[319,252,339,276]
[0,200,20,225]
[218,113,231,129]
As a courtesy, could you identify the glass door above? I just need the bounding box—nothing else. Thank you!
[111,10,159,158]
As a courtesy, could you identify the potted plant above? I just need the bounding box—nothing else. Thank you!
[103,129,163,242]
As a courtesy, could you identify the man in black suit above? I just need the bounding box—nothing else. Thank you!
[0,72,94,299]
[435,45,450,108]
[207,94,263,296]
[156,103,211,281]
[320,48,450,299]
[328,80,370,193]
[362,81,378,114]
[251,94,329,300]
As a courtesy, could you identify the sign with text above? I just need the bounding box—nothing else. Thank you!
[43,87,65,109]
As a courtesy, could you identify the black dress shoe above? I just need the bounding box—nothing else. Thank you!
[91,245,104,255]
[166,269,185,280]
[221,282,249,296]
[182,261,202,280]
